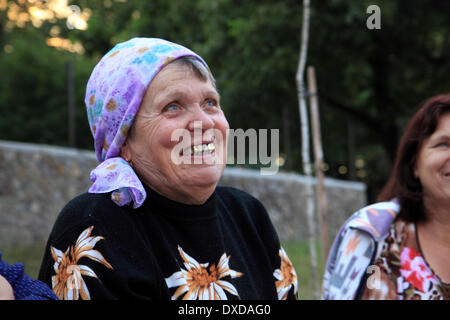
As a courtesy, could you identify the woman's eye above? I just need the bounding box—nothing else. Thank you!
[164,104,180,112]
[435,142,448,148]
[205,99,219,108]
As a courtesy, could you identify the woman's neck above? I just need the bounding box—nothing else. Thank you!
[422,198,450,239]
[420,198,450,246]
[417,198,450,282]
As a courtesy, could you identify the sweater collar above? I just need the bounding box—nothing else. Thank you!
[142,185,218,221]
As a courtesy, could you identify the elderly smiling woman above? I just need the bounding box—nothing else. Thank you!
[38,38,298,300]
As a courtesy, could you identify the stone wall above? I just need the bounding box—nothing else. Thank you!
[219,168,366,242]
[0,140,366,246]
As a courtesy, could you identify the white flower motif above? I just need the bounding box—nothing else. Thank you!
[51,226,113,300]
[165,246,243,300]
[273,247,298,300]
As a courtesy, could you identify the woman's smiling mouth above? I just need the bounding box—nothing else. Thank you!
[181,142,216,156]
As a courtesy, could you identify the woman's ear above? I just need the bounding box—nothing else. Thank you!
[412,155,420,180]
[120,140,132,163]
[413,165,419,180]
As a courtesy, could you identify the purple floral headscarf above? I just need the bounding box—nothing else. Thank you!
[85,37,208,208]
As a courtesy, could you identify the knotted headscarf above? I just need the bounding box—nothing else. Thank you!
[85,37,208,208]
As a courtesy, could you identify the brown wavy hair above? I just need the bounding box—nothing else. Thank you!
[377,94,450,222]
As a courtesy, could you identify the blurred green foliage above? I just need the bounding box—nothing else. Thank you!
[0,28,94,148]
[1,0,450,201]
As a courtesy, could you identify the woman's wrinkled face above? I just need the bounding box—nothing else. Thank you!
[121,62,229,204]
[415,113,450,205]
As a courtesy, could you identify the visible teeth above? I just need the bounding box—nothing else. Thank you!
[186,143,215,156]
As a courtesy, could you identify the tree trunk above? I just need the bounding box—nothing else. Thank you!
[296,0,320,299]
[282,106,292,170]
[307,66,329,265]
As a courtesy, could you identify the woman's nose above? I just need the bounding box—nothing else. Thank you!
[187,106,215,131]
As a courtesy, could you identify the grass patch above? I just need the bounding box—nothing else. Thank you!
[2,240,325,300]
[2,242,46,279]
[282,240,325,300]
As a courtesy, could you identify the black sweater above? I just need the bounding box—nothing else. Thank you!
[38,186,298,300]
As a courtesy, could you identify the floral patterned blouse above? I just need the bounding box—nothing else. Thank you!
[362,218,450,300]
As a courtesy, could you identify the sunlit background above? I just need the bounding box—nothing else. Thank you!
[1,0,450,202]
[2,0,450,300]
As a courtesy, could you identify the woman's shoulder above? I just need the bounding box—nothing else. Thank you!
[322,199,401,299]
[50,192,130,239]
[62,192,113,210]
[325,199,401,277]
[57,192,115,219]
[343,199,400,241]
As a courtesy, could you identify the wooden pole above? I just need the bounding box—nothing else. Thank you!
[296,0,320,299]
[307,66,329,264]
[282,106,292,170]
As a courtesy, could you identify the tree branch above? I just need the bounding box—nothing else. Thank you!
[319,94,379,132]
